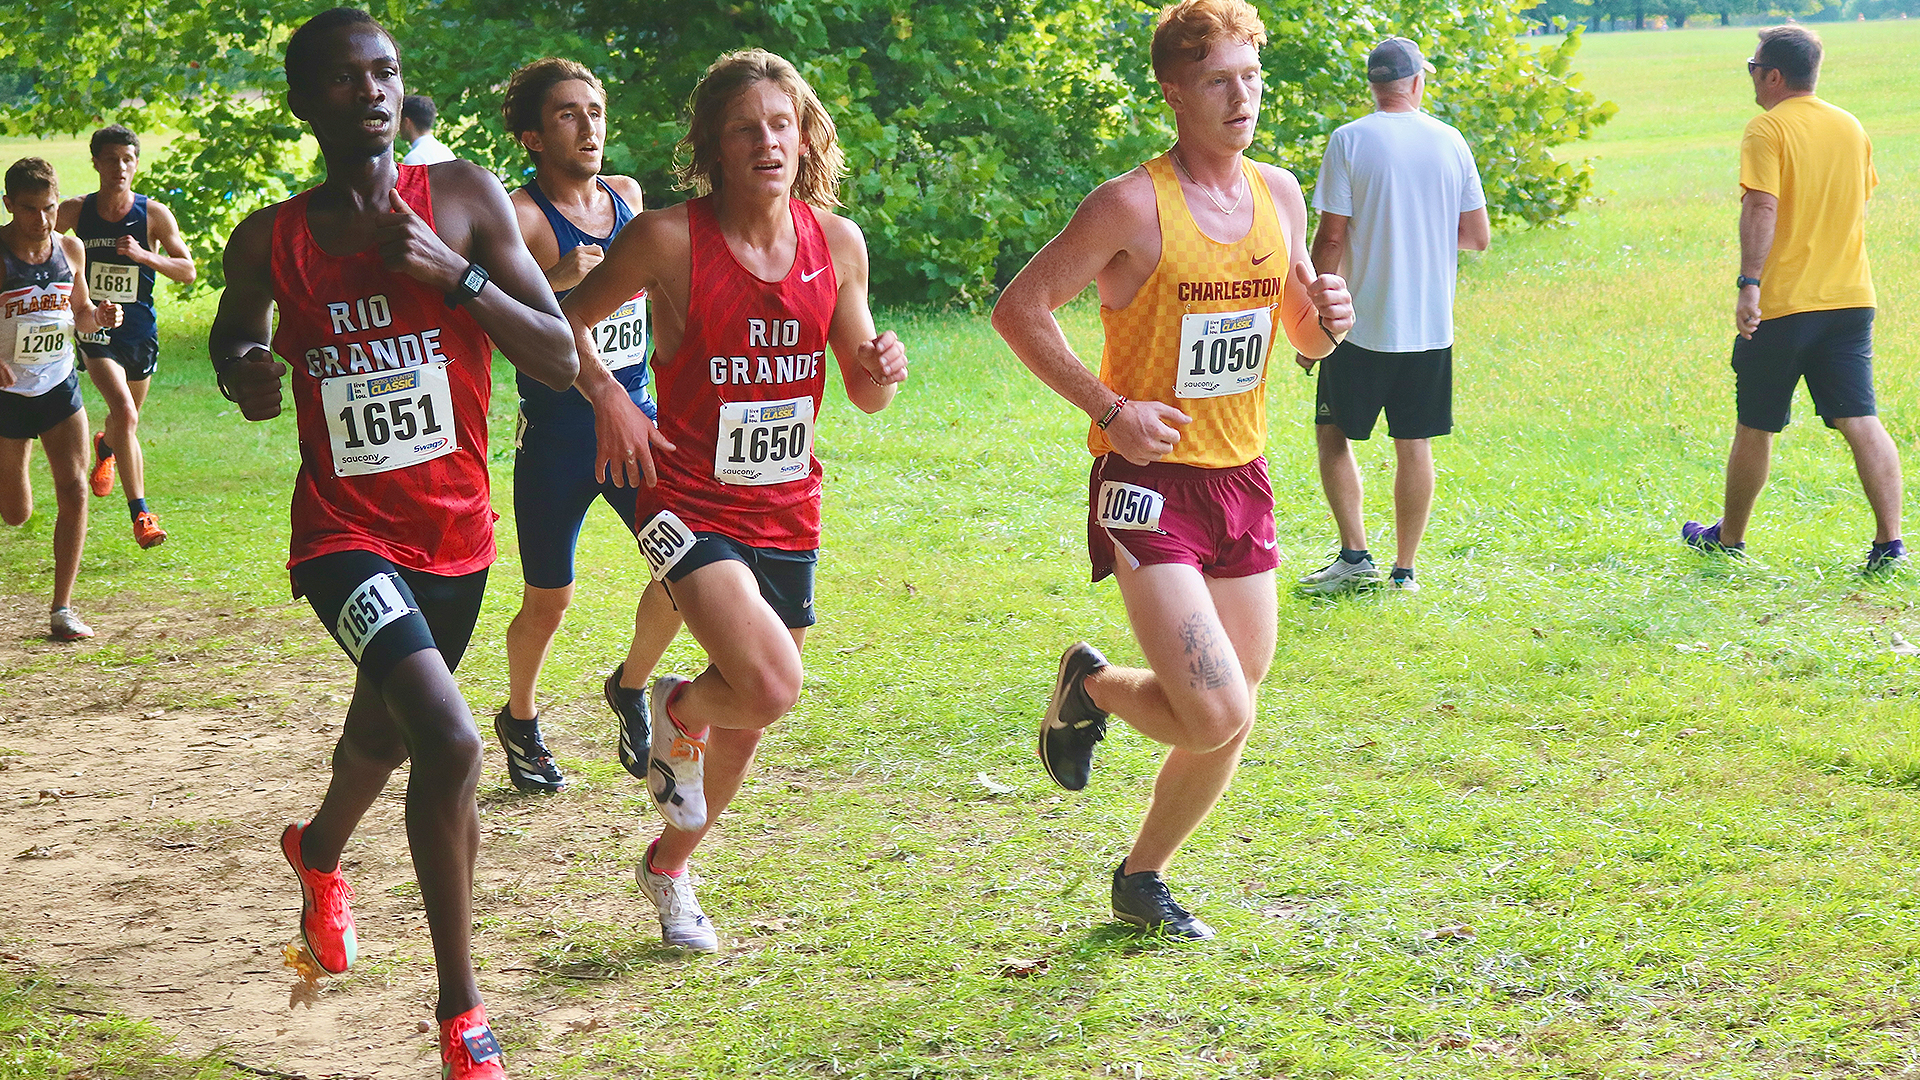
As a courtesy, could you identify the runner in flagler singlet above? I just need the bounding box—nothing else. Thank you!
[990,0,1355,941]
[495,57,682,797]
[557,48,907,952]
[208,11,578,1074]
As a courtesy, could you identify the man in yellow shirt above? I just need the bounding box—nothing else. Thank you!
[1684,26,1902,571]
[993,0,1352,939]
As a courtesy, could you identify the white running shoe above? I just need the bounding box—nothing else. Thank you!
[647,676,707,832]
[636,857,720,952]
[1297,553,1380,596]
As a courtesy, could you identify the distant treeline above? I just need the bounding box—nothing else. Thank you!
[1527,0,1918,30]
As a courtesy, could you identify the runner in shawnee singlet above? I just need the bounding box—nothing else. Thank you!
[992,0,1354,940]
[207,11,576,1078]
[560,48,907,952]
[493,57,684,797]
[0,157,123,642]
[56,124,196,550]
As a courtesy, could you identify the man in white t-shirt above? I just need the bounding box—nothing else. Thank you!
[399,95,456,165]
[1296,37,1489,595]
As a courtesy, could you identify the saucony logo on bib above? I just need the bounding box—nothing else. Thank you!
[800,265,828,282]
[1251,251,1274,265]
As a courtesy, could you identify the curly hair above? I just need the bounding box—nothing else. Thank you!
[674,49,844,208]
[1150,0,1269,81]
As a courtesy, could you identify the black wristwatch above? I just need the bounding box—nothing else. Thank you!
[1737,275,1762,289]
[445,262,489,307]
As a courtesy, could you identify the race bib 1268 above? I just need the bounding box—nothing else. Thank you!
[636,509,696,581]
[336,572,413,663]
[87,260,139,304]
[319,362,460,477]
[592,291,649,371]
[13,320,72,365]
[714,396,814,487]
[1096,480,1166,532]
[1175,306,1272,399]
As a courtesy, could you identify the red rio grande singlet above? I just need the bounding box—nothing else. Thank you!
[638,195,838,550]
[270,164,498,578]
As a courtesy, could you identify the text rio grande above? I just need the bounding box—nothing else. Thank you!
[709,318,823,386]
[304,293,448,378]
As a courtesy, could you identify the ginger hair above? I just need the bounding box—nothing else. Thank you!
[1151,0,1269,81]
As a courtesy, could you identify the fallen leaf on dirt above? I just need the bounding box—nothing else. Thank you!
[14,845,52,859]
[282,942,326,988]
[565,1017,603,1034]
[1425,1031,1473,1050]
[974,773,1014,796]
[1418,923,1476,942]
[1891,632,1920,657]
[998,958,1050,978]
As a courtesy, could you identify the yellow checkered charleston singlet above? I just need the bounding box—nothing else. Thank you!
[1090,153,1287,469]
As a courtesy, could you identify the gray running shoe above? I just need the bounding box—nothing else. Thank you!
[49,607,93,642]
[1297,553,1380,595]
[636,853,719,952]
[1040,643,1109,792]
[647,676,707,831]
[1111,862,1215,941]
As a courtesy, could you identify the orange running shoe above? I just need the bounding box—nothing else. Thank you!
[132,511,167,549]
[440,1003,507,1079]
[89,433,114,498]
[280,821,357,975]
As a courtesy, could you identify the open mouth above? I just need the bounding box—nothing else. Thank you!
[361,111,391,133]
[754,161,783,174]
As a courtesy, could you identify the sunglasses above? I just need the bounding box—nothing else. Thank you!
[1746,58,1773,74]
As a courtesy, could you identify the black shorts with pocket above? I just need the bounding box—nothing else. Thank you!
[662,532,817,629]
[1732,307,1875,433]
[291,549,489,685]
[77,335,161,382]
[1313,341,1452,441]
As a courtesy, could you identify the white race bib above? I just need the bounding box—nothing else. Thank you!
[87,260,139,304]
[714,396,814,487]
[592,291,649,371]
[13,320,72,365]
[319,363,460,477]
[636,510,697,581]
[1175,306,1272,399]
[77,327,109,346]
[335,573,413,662]
[1096,481,1166,532]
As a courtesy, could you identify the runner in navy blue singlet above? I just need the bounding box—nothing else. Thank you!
[496,57,683,795]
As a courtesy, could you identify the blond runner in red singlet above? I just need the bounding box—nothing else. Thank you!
[993,0,1353,939]
[560,48,906,951]
[207,10,576,1077]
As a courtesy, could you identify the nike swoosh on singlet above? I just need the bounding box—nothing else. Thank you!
[1251,251,1275,265]
[800,266,829,282]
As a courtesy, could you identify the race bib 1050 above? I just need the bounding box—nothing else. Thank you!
[1096,480,1166,532]
[319,363,459,477]
[1175,306,1272,399]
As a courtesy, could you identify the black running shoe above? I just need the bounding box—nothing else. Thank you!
[1040,643,1109,791]
[493,705,565,793]
[604,665,651,781]
[1111,862,1215,941]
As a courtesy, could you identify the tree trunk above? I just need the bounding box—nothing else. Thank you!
[1720,9,1730,24]
[1634,0,1645,29]
[1672,11,1686,26]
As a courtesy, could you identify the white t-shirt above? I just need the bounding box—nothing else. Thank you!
[1312,110,1485,353]
[402,133,456,166]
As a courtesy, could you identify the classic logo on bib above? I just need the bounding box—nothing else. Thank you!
[715,396,814,486]
[320,363,459,477]
[592,291,649,371]
[87,261,139,304]
[13,320,72,365]
[636,510,696,581]
[335,572,412,663]
[1096,481,1166,532]
[1176,306,1271,399]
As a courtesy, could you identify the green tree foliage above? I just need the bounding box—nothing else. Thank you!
[2,0,1609,306]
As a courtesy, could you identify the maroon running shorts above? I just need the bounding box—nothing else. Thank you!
[1086,454,1279,583]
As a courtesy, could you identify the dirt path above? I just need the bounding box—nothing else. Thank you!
[0,594,679,1079]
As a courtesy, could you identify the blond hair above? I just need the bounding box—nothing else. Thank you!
[675,49,844,208]
[1151,0,1269,81]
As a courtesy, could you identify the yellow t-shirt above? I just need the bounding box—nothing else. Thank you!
[1092,154,1289,469]
[1739,95,1876,317]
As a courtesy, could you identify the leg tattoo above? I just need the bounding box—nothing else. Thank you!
[1179,614,1233,691]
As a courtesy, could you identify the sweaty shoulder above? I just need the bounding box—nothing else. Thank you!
[811,204,864,250]
[224,201,283,273]
[427,158,507,200]
[620,201,690,252]
[1083,166,1156,227]
[603,174,644,209]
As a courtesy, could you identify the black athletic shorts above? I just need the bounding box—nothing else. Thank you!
[0,371,84,440]
[1732,307,1875,433]
[78,335,160,382]
[662,532,817,629]
[1314,341,1452,441]
[291,549,488,685]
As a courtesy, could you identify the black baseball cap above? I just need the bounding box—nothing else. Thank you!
[1367,37,1436,82]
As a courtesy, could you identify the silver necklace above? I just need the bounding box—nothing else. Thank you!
[1171,147,1245,216]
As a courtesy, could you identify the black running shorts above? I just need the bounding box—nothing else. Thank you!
[661,532,817,629]
[77,335,161,382]
[1313,341,1452,441]
[0,372,84,441]
[292,549,488,684]
[1731,307,1875,433]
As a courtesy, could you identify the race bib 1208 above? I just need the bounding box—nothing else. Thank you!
[13,320,73,365]
[592,290,649,371]
[87,260,139,304]
[714,396,814,487]
[636,509,697,581]
[319,363,460,477]
[1096,480,1166,532]
[1175,306,1272,399]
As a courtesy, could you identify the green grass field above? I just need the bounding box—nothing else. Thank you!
[8,20,1920,1079]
